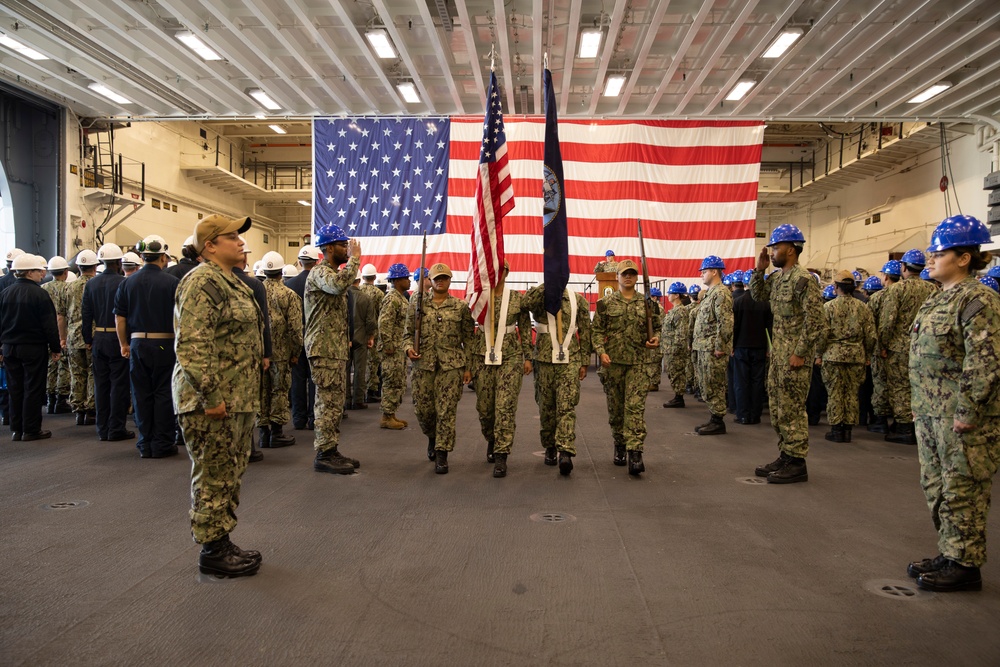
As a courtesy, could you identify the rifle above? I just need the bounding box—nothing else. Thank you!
[637,218,654,341]
[413,231,427,355]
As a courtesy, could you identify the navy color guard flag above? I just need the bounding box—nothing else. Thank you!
[542,68,569,316]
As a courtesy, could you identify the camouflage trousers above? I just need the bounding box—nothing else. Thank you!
[178,411,253,545]
[646,354,663,389]
[884,350,913,423]
[687,350,699,392]
[379,349,407,416]
[67,347,94,412]
[598,363,650,451]
[916,416,1000,568]
[665,352,688,395]
[367,347,381,392]
[412,366,463,452]
[309,357,347,453]
[533,361,581,454]
[475,358,524,454]
[767,352,813,458]
[870,354,889,416]
[46,352,70,395]
[257,360,291,426]
[821,361,865,426]
[696,351,729,418]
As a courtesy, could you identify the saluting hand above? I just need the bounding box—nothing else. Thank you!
[348,238,362,259]
[756,246,770,272]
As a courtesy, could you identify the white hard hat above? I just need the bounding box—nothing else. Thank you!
[167,259,177,267]
[252,259,262,273]
[138,234,168,254]
[122,252,141,266]
[239,236,251,254]
[12,253,46,271]
[183,235,195,247]
[298,244,320,261]
[5,247,24,262]
[65,270,78,283]
[282,263,300,278]
[261,251,284,271]
[97,243,124,261]
[75,249,99,266]
[47,255,70,271]
[361,263,377,277]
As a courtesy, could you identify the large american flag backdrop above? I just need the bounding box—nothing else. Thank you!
[313,117,764,301]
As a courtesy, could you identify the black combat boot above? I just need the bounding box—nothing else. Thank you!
[824,424,843,442]
[867,415,890,433]
[198,536,260,578]
[493,453,507,478]
[613,444,626,466]
[249,449,264,463]
[55,395,72,414]
[47,393,57,414]
[330,447,360,469]
[427,437,437,461]
[558,451,574,476]
[314,449,355,474]
[842,425,852,442]
[486,439,495,463]
[269,423,295,447]
[75,411,86,426]
[917,560,982,592]
[662,394,685,408]
[435,450,449,474]
[257,425,271,448]
[886,421,917,445]
[627,450,645,476]
[755,452,791,477]
[84,410,96,425]
[544,447,558,466]
[697,414,726,436]
[907,554,947,579]
[767,456,808,484]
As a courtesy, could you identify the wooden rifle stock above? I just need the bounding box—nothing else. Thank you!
[413,232,427,355]
[637,218,654,341]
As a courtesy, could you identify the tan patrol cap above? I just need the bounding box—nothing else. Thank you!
[429,263,452,279]
[617,259,639,274]
[194,214,252,253]
[834,269,854,283]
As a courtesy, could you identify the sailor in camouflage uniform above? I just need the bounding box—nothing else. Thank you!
[691,256,733,436]
[173,214,263,578]
[521,282,592,476]
[62,250,98,425]
[877,249,938,444]
[42,256,72,414]
[404,263,474,474]
[360,264,385,402]
[906,215,1000,593]
[377,263,411,430]
[865,264,897,434]
[661,282,691,409]
[594,249,619,274]
[257,251,303,448]
[686,285,701,398]
[593,260,662,476]
[645,287,664,391]
[818,270,876,443]
[472,262,532,478]
[750,224,828,484]
[305,223,362,475]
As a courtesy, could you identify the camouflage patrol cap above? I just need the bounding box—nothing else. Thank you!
[429,263,452,279]
[194,214,252,253]
[617,259,639,274]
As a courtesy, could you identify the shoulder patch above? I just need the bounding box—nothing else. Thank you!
[795,276,810,294]
[960,297,985,325]
[201,281,224,306]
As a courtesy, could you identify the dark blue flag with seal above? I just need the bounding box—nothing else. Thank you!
[542,68,569,316]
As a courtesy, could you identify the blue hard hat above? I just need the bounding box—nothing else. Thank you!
[979,276,999,293]
[688,284,701,294]
[863,276,883,292]
[605,249,615,257]
[667,281,688,294]
[852,270,863,283]
[699,255,726,271]
[927,215,991,253]
[730,271,744,284]
[900,249,926,267]
[649,287,662,297]
[766,224,806,247]
[387,262,410,280]
[314,223,349,247]
[412,267,428,281]
[881,260,902,277]
[742,269,754,283]
[822,284,836,300]
[722,273,733,286]
[920,268,933,281]
[987,266,1000,279]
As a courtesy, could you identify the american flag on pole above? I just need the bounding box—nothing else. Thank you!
[313,118,763,305]
[466,71,515,324]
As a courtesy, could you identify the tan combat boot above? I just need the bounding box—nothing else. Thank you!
[380,414,407,430]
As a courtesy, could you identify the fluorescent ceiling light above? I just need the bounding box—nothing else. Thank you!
[0,32,48,60]
[88,82,131,105]
[175,31,222,61]
[298,200,311,206]
[907,81,952,104]
[248,88,281,110]
[762,28,803,59]
[579,29,602,58]
[725,80,756,101]
[365,28,397,59]
[604,75,626,97]
[397,81,419,104]
[268,124,287,134]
